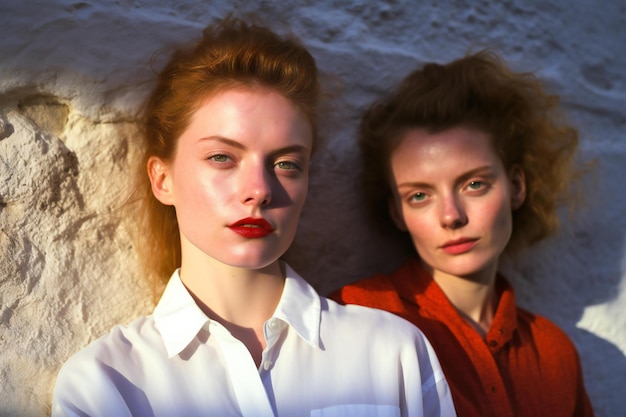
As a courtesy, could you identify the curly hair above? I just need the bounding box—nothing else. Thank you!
[360,49,581,253]
[130,17,321,295]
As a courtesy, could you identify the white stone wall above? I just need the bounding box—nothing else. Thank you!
[1,1,624,416]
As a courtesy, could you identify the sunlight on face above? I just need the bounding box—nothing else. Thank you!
[389,126,524,282]
[153,87,313,272]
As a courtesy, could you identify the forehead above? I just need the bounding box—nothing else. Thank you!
[194,86,296,118]
[181,86,313,145]
[390,126,501,176]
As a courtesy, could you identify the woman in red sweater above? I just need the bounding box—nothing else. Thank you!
[331,50,594,417]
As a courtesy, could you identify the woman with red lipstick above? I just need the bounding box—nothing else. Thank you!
[51,17,456,417]
[331,50,595,417]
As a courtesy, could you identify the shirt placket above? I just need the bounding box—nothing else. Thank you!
[480,338,514,417]
[453,316,515,417]
[212,323,276,417]
[260,317,284,373]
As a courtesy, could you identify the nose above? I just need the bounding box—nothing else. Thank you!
[440,194,467,229]
[241,163,272,207]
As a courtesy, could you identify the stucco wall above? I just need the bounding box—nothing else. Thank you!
[1,1,624,416]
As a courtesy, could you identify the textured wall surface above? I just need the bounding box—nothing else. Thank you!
[1,1,625,416]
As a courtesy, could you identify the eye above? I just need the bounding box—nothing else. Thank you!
[208,154,231,163]
[468,181,484,190]
[465,180,492,195]
[276,160,301,171]
[410,192,427,202]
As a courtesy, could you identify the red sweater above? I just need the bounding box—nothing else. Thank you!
[330,258,594,417]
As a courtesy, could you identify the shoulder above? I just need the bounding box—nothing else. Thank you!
[55,315,162,387]
[319,297,454,414]
[517,307,572,341]
[321,297,454,412]
[515,308,592,409]
[52,315,162,415]
[329,273,404,311]
[517,307,581,359]
[322,296,429,349]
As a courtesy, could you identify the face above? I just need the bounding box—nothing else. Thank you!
[388,126,525,282]
[149,87,313,271]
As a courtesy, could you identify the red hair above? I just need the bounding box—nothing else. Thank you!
[130,18,320,295]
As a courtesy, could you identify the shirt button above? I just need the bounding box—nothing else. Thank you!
[488,340,498,348]
[268,320,278,330]
[263,360,272,371]
[491,386,497,393]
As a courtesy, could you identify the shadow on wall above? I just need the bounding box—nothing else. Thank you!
[574,320,626,417]
[572,156,626,417]
[571,238,626,417]
[501,154,626,417]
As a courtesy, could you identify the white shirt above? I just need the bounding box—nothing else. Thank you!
[52,264,456,417]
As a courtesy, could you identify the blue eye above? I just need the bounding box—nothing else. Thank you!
[410,192,426,202]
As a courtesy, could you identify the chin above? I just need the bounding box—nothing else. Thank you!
[446,261,497,280]
[220,237,294,271]
[226,252,283,271]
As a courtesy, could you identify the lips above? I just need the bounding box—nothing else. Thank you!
[228,217,274,238]
[441,238,478,255]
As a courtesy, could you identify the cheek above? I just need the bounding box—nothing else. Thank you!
[175,167,224,212]
[295,181,309,207]
[403,212,433,244]
[485,197,514,240]
[285,175,309,206]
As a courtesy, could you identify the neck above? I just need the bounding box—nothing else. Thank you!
[179,243,286,367]
[180,261,285,325]
[427,262,499,337]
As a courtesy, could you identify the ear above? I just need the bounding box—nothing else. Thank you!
[388,196,408,231]
[147,156,175,206]
[508,165,526,210]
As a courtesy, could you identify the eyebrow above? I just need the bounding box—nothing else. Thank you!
[197,136,245,149]
[396,165,496,189]
[197,135,311,155]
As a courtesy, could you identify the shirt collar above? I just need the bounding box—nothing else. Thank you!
[153,270,209,358]
[272,264,322,350]
[488,276,518,347]
[394,257,518,345]
[153,264,322,358]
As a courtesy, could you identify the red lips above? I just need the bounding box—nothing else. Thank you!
[228,217,274,238]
